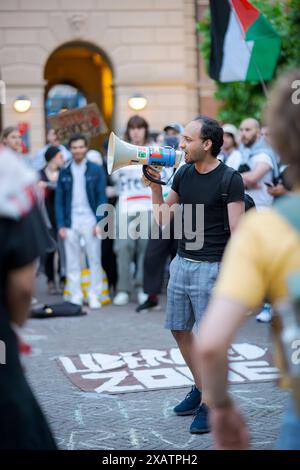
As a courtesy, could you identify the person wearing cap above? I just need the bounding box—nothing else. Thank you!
[38,146,65,294]
[163,122,184,150]
[32,128,72,171]
[218,124,242,171]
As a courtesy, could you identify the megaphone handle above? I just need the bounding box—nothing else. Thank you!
[142,165,166,186]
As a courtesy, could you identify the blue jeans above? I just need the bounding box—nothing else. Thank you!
[276,397,300,450]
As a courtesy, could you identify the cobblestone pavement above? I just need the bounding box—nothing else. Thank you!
[22,275,288,451]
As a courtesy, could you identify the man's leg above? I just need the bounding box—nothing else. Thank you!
[185,260,221,434]
[171,330,202,391]
[188,260,221,403]
[165,255,202,416]
[114,238,134,294]
[64,228,82,304]
[135,237,148,290]
[81,225,101,304]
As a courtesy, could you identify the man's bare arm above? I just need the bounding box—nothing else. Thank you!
[198,296,249,407]
[241,162,271,188]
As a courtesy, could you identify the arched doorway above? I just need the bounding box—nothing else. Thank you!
[44,41,114,152]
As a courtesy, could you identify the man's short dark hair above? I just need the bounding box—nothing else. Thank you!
[193,115,223,157]
[68,134,88,148]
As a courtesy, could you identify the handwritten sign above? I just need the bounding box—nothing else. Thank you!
[48,103,108,144]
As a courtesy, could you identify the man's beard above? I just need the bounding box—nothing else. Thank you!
[244,135,257,147]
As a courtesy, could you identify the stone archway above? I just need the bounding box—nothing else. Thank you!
[44,41,114,151]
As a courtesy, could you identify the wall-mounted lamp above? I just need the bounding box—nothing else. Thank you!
[128,93,147,111]
[13,95,31,113]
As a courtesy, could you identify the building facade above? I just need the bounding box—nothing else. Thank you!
[0,0,216,153]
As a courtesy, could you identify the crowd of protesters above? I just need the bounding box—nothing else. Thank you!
[0,109,291,315]
[0,68,298,449]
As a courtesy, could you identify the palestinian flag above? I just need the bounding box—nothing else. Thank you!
[209,0,281,82]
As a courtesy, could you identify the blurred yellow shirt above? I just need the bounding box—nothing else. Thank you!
[214,208,300,310]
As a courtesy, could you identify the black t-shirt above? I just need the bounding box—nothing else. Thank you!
[171,162,244,262]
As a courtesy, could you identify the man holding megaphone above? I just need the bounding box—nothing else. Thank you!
[145,116,245,435]
[107,115,245,434]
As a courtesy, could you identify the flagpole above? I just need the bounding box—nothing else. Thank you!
[228,0,269,98]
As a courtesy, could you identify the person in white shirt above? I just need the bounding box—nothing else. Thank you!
[55,134,107,309]
[113,116,152,307]
[239,118,277,323]
[239,118,275,210]
[218,123,242,171]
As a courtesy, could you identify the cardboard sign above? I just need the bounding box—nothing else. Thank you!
[58,343,280,395]
[48,103,108,144]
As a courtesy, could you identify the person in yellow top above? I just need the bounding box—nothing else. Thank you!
[198,69,300,450]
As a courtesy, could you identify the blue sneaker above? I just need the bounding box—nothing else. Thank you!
[173,385,201,416]
[256,304,272,323]
[189,403,210,434]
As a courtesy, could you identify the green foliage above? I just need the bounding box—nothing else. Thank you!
[197,0,300,125]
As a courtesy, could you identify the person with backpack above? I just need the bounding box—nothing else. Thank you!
[147,116,245,435]
[198,69,300,450]
[238,118,280,323]
[238,118,279,210]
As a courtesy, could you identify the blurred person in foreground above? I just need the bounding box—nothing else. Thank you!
[198,69,300,450]
[0,146,57,449]
[0,126,22,153]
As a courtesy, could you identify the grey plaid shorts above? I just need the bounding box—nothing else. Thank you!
[165,255,220,331]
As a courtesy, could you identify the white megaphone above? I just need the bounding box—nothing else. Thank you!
[107,132,184,185]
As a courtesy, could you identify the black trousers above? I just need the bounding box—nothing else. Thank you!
[101,237,118,292]
[143,221,178,295]
[43,228,64,283]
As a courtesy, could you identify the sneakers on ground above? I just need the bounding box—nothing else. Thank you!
[173,385,202,416]
[189,403,210,434]
[113,291,129,306]
[69,296,83,306]
[137,290,148,306]
[256,305,272,323]
[136,295,161,313]
[88,297,102,310]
